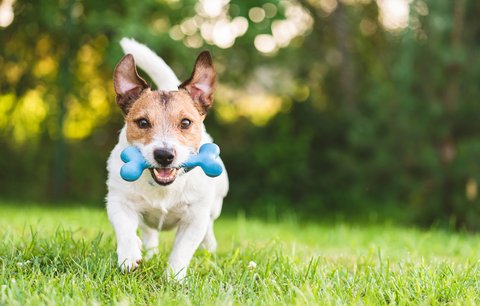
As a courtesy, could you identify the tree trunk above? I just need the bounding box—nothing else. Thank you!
[440,0,466,226]
[52,0,76,200]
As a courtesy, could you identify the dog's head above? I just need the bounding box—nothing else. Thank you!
[113,51,215,186]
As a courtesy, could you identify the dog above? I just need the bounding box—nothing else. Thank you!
[106,38,229,280]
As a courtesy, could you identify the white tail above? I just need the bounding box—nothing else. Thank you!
[119,38,180,91]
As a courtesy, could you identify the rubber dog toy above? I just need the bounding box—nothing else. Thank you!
[182,143,223,177]
[120,146,150,182]
[120,143,223,181]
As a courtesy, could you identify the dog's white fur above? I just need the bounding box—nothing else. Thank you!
[106,39,229,280]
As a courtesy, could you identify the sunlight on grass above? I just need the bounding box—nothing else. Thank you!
[1,203,480,304]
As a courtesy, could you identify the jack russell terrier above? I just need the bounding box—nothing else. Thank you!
[106,38,229,280]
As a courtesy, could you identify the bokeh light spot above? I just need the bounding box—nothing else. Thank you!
[0,0,15,28]
[254,34,277,54]
[249,7,266,23]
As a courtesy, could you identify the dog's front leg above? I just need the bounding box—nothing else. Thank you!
[107,202,142,272]
[167,208,210,281]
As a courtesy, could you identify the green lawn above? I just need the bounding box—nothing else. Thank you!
[1,203,480,305]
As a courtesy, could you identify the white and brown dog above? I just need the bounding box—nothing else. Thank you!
[106,39,229,280]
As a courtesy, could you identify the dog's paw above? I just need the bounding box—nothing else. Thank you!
[144,247,159,260]
[166,266,187,282]
[200,239,217,253]
[200,232,217,253]
[119,256,142,272]
[117,238,142,272]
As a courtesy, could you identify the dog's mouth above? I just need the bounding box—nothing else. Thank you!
[149,167,178,186]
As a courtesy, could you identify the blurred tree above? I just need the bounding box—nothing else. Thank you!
[1,0,480,229]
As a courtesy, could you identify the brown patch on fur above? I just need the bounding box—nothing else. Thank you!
[114,51,217,149]
[125,90,205,149]
[158,91,170,107]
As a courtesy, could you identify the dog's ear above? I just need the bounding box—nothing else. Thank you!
[113,54,149,115]
[179,51,216,114]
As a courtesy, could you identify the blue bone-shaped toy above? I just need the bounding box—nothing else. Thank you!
[120,143,223,182]
[182,143,223,177]
[120,146,150,182]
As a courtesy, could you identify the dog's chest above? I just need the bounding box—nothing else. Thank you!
[136,178,201,230]
[141,202,187,230]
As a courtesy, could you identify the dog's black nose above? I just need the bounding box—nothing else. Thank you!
[153,149,175,167]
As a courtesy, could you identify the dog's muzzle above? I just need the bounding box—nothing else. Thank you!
[150,148,178,185]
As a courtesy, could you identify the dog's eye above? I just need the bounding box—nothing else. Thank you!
[180,118,192,129]
[135,118,151,129]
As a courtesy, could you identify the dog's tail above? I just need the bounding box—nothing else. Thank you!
[119,38,180,91]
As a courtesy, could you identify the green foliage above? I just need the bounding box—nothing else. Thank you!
[1,0,480,228]
[2,203,480,304]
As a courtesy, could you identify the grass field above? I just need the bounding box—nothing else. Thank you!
[1,202,480,305]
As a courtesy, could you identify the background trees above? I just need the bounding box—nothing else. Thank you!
[1,0,479,228]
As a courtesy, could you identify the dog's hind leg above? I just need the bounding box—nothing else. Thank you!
[200,220,217,253]
[200,196,223,252]
[140,223,159,260]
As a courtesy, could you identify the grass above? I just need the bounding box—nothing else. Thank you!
[1,202,480,305]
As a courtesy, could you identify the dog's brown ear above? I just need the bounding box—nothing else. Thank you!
[113,54,149,115]
[179,51,216,114]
